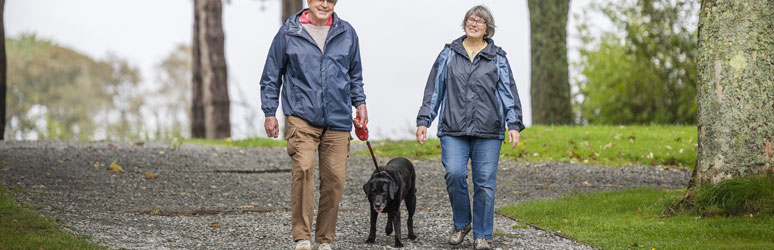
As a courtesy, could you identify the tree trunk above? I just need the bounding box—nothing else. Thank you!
[528,0,573,125]
[0,0,5,140]
[279,0,303,137]
[192,0,205,138]
[192,0,230,139]
[281,0,303,22]
[682,0,774,203]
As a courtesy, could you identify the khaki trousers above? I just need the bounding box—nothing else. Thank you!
[285,116,350,243]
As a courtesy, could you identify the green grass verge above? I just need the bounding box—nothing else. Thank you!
[0,187,105,249]
[695,175,774,216]
[356,125,697,168]
[500,188,774,249]
[184,137,286,148]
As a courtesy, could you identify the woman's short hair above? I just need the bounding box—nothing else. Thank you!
[462,5,496,38]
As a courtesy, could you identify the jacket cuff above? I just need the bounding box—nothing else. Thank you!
[352,101,366,108]
[417,119,430,127]
[509,122,525,132]
[263,108,277,117]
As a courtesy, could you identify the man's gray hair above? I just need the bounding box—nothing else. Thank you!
[462,5,496,38]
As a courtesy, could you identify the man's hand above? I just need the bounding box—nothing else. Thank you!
[416,126,427,145]
[265,116,279,138]
[508,129,520,149]
[354,104,368,129]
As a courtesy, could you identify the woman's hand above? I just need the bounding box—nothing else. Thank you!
[508,130,520,149]
[416,126,428,145]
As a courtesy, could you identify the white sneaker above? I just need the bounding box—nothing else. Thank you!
[294,240,311,250]
[317,243,332,250]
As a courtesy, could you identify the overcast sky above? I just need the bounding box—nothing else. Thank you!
[7,0,598,140]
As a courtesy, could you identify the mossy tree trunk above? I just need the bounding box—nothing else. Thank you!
[528,0,573,125]
[192,0,230,139]
[683,0,774,203]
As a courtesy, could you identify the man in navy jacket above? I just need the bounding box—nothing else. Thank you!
[259,1,367,249]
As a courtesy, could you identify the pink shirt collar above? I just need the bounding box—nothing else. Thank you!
[300,10,333,26]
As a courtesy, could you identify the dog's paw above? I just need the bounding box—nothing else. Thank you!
[385,225,393,235]
[393,241,404,248]
[408,234,417,240]
[365,238,375,244]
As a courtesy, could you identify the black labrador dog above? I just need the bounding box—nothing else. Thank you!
[362,157,417,248]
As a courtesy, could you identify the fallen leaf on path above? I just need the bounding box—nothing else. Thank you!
[107,160,124,172]
[145,172,157,179]
[210,222,220,228]
[159,151,165,155]
[132,141,145,146]
[45,172,52,177]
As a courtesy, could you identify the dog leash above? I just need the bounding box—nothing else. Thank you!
[354,118,379,171]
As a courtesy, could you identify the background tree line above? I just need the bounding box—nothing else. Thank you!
[529,0,698,126]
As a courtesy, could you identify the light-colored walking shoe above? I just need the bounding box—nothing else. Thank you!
[474,238,491,250]
[317,243,332,250]
[448,224,472,245]
[294,240,311,250]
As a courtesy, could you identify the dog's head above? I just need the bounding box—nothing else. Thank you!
[362,170,398,213]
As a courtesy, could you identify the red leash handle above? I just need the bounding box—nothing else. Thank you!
[354,118,379,170]
[353,118,368,141]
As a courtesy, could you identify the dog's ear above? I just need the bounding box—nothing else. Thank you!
[388,181,398,200]
[362,182,371,198]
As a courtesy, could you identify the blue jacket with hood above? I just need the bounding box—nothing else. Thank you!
[260,9,366,131]
[417,36,525,139]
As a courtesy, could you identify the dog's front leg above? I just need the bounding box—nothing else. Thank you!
[366,208,378,243]
[392,210,403,248]
[385,213,394,236]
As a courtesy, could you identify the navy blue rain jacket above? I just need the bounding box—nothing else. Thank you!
[260,9,366,131]
[417,36,525,139]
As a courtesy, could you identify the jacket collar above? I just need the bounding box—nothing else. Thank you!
[448,35,502,61]
[287,8,342,33]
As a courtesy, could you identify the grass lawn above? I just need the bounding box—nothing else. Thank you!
[357,125,697,168]
[499,188,774,250]
[185,137,286,148]
[0,187,105,249]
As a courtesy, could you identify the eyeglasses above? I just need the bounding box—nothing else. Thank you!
[313,0,336,4]
[466,17,486,26]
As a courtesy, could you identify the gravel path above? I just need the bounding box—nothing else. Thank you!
[0,141,690,249]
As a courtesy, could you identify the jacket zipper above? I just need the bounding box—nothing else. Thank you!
[288,21,346,128]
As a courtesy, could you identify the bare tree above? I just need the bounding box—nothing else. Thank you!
[192,0,230,139]
[1,0,6,140]
[678,0,774,206]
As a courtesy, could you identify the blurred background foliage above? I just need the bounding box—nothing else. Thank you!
[575,0,698,125]
[5,34,192,140]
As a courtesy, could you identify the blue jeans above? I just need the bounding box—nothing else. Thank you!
[440,135,501,240]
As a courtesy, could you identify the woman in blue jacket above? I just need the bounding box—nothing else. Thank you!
[415,5,524,250]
